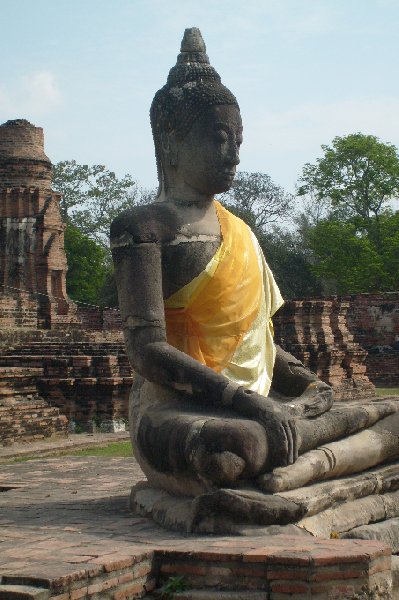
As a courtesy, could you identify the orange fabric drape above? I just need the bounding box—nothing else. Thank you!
[165,201,263,372]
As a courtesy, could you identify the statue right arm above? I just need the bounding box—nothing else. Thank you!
[111,232,232,405]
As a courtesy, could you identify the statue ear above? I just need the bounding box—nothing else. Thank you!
[161,131,179,167]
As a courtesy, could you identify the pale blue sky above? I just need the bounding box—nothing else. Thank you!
[1,0,398,196]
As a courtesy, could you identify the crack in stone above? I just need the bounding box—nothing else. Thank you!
[123,316,165,328]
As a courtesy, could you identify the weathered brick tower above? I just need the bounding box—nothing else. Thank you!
[0,119,78,328]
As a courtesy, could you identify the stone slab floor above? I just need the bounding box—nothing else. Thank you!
[0,453,396,599]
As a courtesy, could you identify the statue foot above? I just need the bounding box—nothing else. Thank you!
[192,448,245,486]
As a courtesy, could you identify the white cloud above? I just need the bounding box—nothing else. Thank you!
[0,71,61,119]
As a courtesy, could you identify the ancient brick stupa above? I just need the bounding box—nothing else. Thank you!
[0,119,78,328]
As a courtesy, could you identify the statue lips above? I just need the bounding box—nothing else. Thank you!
[220,170,236,182]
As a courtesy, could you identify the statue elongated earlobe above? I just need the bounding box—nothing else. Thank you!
[161,131,179,167]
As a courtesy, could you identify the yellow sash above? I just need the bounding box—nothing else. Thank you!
[164,201,263,373]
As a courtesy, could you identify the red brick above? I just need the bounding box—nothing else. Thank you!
[232,565,267,577]
[112,580,146,600]
[160,563,208,576]
[132,561,152,578]
[118,572,134,585]
[183,550,243,562]
[267,568,309,581]
[271,581,310,594]
[103,555,136,572]
[311,568,364,582]
[70,587,88,600]
[368,555,392,575]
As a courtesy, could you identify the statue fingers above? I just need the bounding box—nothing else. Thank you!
[269,417,290,467]
[290,418,299,462]
[282,420,294,465]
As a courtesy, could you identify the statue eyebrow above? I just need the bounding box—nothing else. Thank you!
[213,122,243,131]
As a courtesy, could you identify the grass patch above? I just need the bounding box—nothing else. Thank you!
[68,441,133,458]
[8,441,133,463]
[375,387,399,397]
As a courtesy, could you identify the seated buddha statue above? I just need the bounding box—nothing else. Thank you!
[111,29,399,521]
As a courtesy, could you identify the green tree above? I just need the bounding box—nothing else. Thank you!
[64,225,107,304]
[298,133,399,229]
[260,227,323,299]
[54,161,156,306]
[306,211,399,294]
[53,160,142,247]
[296,133,399,294]
[308,220,384,294]
[372,211,399,290]
[219,171,294,233]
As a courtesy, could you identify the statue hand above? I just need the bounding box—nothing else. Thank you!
[285,381,333,418]
[231,389,299,467]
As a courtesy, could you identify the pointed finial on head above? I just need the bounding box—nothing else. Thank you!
[180,27,206,53]
[176,27,209,65]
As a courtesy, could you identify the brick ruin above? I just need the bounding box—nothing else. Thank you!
[0,119,79,329]
[273,298,375,400]
[1,117,398,446]
[0,119,129,446]
[347,292,399,387]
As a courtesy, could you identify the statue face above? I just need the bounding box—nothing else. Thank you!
[173,104,243,196]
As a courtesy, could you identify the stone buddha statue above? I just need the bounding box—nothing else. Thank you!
[111,28,399,534]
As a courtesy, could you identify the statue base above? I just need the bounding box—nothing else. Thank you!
[130,455,399,543]
[130,481,310,535]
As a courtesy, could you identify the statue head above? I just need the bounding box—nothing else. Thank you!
[150,28,241,196]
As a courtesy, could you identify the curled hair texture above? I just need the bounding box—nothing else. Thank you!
[150,28,239,194]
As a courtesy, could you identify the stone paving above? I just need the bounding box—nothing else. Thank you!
[0,448,395,598]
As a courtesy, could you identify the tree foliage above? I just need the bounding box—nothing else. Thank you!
[64,224,107,304]
[219,171,294,233]
[296,133,399,295]
[53,160,145,247]
[260,227,323,299]
[298,133,399,223]
[54,160,158,305]
[307,210,399,294]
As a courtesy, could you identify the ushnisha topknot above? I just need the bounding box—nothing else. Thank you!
[150,27,239,192]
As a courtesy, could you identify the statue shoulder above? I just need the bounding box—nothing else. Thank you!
[110,203,177,245]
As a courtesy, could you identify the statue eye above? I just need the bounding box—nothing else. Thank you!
[215,130,228,143]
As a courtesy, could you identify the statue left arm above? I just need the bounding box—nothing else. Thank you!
[272,345,334,417]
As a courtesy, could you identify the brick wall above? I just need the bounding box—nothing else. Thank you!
[77,306,122,331]
[273,298,375,400]
[0,292,38,328]
[0,398,68,446]
[1,538,391,599]
[347,292,399,386]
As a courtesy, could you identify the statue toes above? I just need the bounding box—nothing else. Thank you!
[207,451,246,485]
[193,449,245,485]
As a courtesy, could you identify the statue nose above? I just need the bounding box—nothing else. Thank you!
[227,143,240,165]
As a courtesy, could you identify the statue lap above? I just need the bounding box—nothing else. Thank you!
[130,377,268,496]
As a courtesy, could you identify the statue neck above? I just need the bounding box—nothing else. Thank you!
[157,178,214,210]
